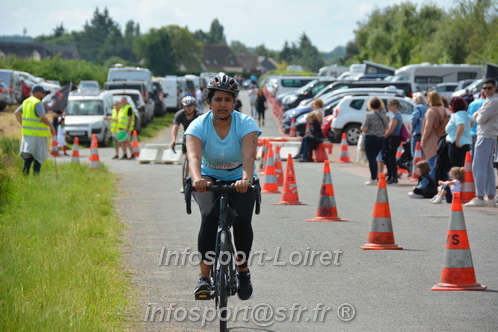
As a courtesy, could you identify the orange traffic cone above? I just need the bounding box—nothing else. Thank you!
[274,144,284,187]
[258,138,268,173]
[460,152,475,204]
[274,155,306,205]
[410,141,423,182]
[289,118,297,137]
[396,142,408,174]
[361,173,402,250]
[50,136,59,157]
[432,193,486,291]
[337,133,351,163]
[304,121,311,136]
[307,160,347,221]
[88,134,98,160]
[88,138,101,170]
[131,130,140,157]
[71,137,80,164]
[261,144,280,194]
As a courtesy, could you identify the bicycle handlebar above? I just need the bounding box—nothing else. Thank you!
[171,141,185,154]
[185,178,261,215]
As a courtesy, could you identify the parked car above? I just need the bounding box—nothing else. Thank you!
[151,79,166,116]
[0,69,22,104]
[78,80,100,91]
[329,94,415,145]
[266,75,320,98]
[64,90,114,146]
[104,81,154,124]
[107,89,149,128]
[280,78,336,110]
[0,79,9,111]
[428,83,459,100]
[282,87,405,134]
[452,79,484,99]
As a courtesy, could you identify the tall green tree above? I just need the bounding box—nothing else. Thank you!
[134,27,177,75]
[194,18,226,44]
[229,40,249,55]
[165,25,203,71]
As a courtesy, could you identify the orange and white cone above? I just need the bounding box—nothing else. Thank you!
[361,173,402,250]
[337,133,351,163]
[88,138,101,170]
[289,118,297,137]
[307,160,347,221]
[258,138,268,173]
[304,122,311,136]
[261,144,280,194]
[460,152,475,204]
[131,130,140,157]
[410,141,423,182]
[88,134,98,160]
[432,193,486,291]
[71,137,80,164]
[274,155,306,205]
[396,142,408,174]
[50,136,59,157]
[274,144,284,187]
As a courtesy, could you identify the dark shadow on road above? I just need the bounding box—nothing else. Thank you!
[229,327,274,332]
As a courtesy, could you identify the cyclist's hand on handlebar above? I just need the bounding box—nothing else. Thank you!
[233,179,251,193]
[169,141,176,149]
[193,178,211,193]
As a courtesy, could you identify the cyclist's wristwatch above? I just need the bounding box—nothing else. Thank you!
[243,178,253,184]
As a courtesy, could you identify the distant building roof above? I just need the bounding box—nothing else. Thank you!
[0,41,78,60]
[202,44,242,72]
[237,54,259,72]
[258,57,277,72]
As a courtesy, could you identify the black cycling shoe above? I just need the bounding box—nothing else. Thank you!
[237,270,253,300]
[194,275,213,300]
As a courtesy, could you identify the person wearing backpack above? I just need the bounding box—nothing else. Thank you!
[421,91,450,174]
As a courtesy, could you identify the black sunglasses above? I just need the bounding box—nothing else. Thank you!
[482,86,495,90]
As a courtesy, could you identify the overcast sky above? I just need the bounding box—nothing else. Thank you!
[1,0,456,52]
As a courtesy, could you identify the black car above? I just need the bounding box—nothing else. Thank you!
[280,79,336,111]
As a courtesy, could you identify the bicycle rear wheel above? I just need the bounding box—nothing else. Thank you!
[217,230,229,332]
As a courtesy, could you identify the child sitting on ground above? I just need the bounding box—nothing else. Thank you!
[408,160,438,198]
[430,166,464,204]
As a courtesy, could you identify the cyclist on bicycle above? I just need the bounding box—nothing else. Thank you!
[170,96,203,153]
[185,74,261,301]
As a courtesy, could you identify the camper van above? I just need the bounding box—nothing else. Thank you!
[392,63,482,92]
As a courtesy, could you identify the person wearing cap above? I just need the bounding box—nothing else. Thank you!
[170,96,203,152]
[14,85,56,175]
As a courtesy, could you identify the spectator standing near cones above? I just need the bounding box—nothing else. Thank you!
[410,92,429,158]
[445,97,473,168]
[248,85,257,118]
[384,99,403,184]
[467,91,486,156]
[117,97,135,160]
[362,97,388,185]
[14,85,56,175]
[185,74,261,301]
[104,101,121,159]
[465,78,498,207]
[421,91,450,173]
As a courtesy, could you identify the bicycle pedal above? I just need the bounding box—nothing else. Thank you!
[195,291,214,300]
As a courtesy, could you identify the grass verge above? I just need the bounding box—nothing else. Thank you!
[138,112,174,140]
[0,137,130,331]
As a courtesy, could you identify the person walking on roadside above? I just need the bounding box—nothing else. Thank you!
[255,89,267,126]
[14,85,56,175]
[361,97,389,185]
[465,78,498,207]
[467,91,486,156]
[248,84,257,118]
[117,97,135,160]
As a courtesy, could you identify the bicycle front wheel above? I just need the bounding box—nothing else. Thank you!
[218,230,229,332]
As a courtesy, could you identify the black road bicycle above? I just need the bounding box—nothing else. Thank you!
[172,142,189,193]
[185,177,261,332]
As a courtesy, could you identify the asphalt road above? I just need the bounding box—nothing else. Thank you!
[76,90,497,331]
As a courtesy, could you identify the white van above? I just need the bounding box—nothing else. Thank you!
[269,76,320,98]
[185,75,201,90]
[160,76,178,111]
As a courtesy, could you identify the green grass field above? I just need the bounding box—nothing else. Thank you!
[0,137,131,331]
[138,112,174,140]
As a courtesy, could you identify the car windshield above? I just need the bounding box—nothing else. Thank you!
[66,100,104,115]
[80,82,99,89]
[114,94,139,107]
[293,80,318,94]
